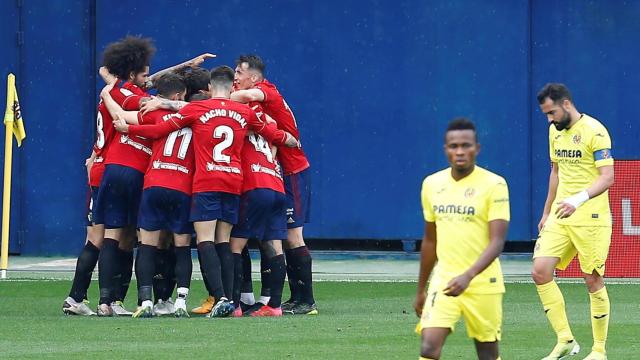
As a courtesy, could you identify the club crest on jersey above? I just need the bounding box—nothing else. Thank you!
[572,134,581,145]
[464,188,475,198]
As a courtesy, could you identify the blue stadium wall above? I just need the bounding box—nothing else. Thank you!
[0,1,638,255]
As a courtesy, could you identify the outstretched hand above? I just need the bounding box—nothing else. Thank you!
[188,53,216,68]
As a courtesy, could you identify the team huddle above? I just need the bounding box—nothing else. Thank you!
[415,84,613,360]
[62,36,317,319]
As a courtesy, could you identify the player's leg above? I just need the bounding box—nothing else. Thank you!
[230,236,249,316]
[258,242,272,306]
[112,226,136,316]
[283,169,314,314]
[532,221,580,358]
[572,225,611,359]
[214,220,234,301]
[420,328,450,359]
[132,228,159,318]
[173,233,192,317]
[417,288,459,359]
[153,231,176,316]
[461,292,502,360]
[251,239,285,317]
[63,228,102,316]
[240,245,255,307]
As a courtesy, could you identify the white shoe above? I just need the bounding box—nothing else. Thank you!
[62,297,96,316]
[542,340,580,360]
[153,298,176,316]
[174,298,189,318]
[110,301,133,316]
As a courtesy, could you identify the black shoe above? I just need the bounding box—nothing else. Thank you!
[288,302,318,315]
[281,299,298,312]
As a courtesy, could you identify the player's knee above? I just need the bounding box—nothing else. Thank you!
[583,272,604,292]
[286,227,305,247]
[531,265,553,285]
[420,340,442,359]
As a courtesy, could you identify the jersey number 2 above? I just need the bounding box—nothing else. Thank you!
[213,125,233,163]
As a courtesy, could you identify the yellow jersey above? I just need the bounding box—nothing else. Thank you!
[421,166,509,294]
[549,114,613,226]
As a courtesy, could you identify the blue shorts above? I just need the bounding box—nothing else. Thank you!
[86,186,99,226]
[93,164,144,229]
[190,191,240,224]
[284,168,311,229]
[138,187,193,235]
[231,188,287,241]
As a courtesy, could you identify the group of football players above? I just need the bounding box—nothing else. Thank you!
[62,35,317,318]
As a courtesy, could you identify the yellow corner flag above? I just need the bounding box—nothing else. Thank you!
[2,73,26,279]
[4,73,26,146]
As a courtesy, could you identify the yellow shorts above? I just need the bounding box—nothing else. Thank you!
[417,289,503,342]
[534,218,611,275]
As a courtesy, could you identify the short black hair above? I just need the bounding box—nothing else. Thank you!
[176,67,210,101]
[102,35,156,80]
[235,54,265,74]
[154,72,185,98]
[445,117,477,142]
[188,93,209,101]
[536,83,572,104]
[210,65,235,87]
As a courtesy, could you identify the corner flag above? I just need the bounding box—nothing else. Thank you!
[2,73,26,279]
[4,73,26,146]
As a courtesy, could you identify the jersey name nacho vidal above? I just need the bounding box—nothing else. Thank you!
[549,114,613,226]
[421,166,509,294]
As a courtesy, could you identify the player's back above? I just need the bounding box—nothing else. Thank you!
[103,80,153,174]
[179,98,253,195]
[241,131,284,194]
[142,109,195,195]
[253,80,309,175]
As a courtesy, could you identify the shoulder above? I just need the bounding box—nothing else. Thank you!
[581,114,609,134]
[475,166,508,188]
[422,168,449,188]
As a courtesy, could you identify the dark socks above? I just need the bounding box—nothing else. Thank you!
[291,246,315,304]
[197,249,213,296]
[215,242,234,299]
[174,246,192,289]
[241,246,253,293]
[135,244,156,303]
[232,253,244,305]
[69,241,100,303]
[267,254,286,308]
[197,241,225,300]
[98,238,119,305]
[284,248,300,302]
[115,248,133,302]
[260,247,271,297]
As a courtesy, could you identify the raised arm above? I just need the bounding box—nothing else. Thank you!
[101,90,139,125]
[147,53,216,87]
[116,113,189,140]
[231,88,265,103]
[98,66,117,85]
[140,97,188,114]
[414,221,437,317]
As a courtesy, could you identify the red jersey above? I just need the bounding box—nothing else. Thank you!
[127,98,290,195]
[241,127,285,194]
[103,81,153,174]
[252,80,310,175]
[90,80,148,186]
[141,109,195,195]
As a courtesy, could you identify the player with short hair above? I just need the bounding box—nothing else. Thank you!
[533,83,614,360]
[415,118,509,360]
[114,65,299,317]
[231,55,316,315]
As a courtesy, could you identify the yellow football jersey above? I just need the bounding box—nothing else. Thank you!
[421,166,509,294]
[548,114,613,226]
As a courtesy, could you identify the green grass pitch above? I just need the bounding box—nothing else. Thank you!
[0,281,638,359]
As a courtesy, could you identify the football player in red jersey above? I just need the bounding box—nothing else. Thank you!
[114,66,299,317]
[229,105,288,317]
[231,55,317,315]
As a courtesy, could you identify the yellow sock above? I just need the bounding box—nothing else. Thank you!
[419,357,435,360]
[590,286,610,354]
[536,280,574,342]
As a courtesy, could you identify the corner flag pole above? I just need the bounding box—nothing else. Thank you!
[1,74,16,279]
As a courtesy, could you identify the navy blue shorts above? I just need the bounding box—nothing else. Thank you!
[138,187,193,235]
[93,164,144,229]
[231,188,287,241]
[284,168,311,229]
[190,191,240,224]
[86,186,99,226]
